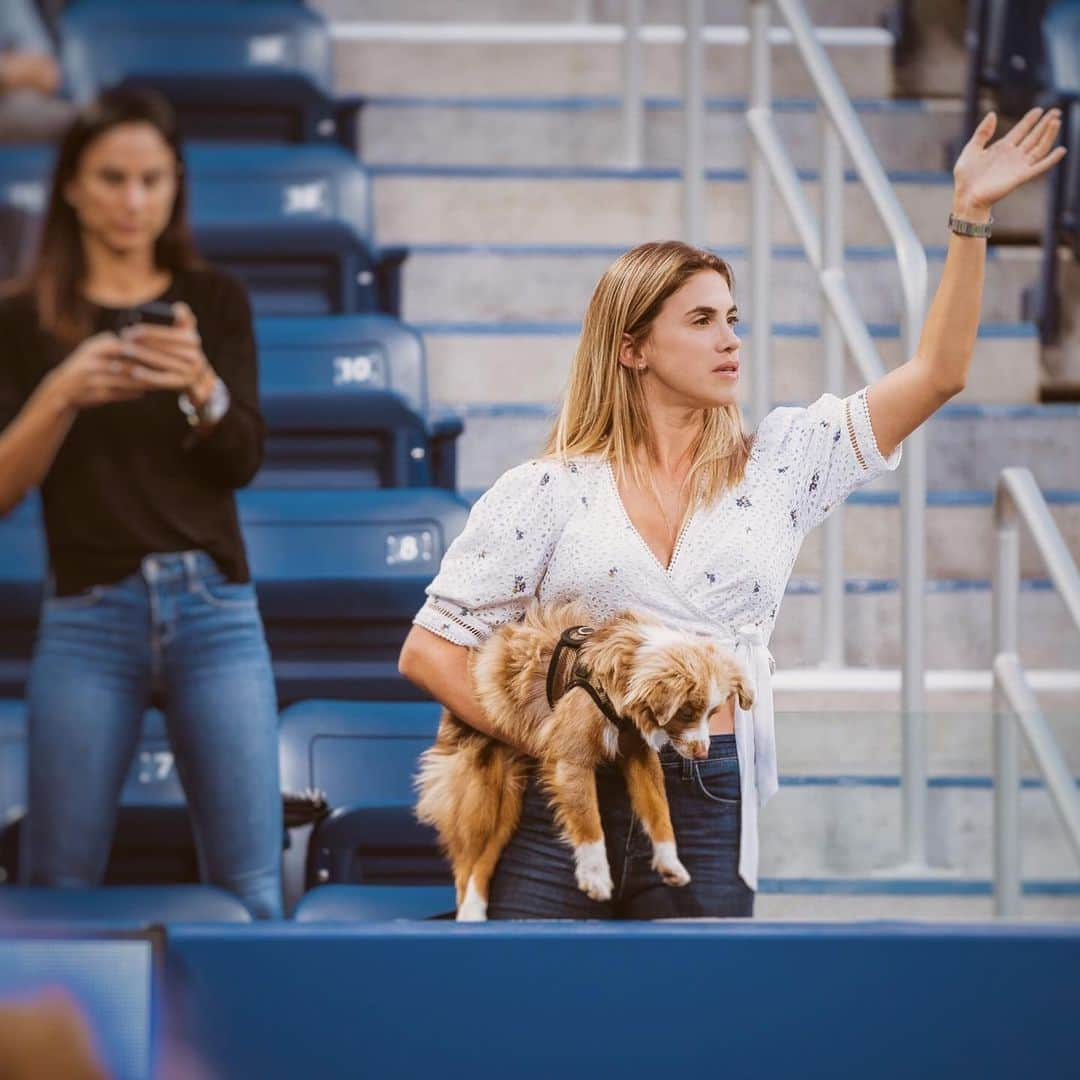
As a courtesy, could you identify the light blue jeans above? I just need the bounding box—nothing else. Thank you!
[21,550,283,919]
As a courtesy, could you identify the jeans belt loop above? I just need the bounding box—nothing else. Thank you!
[182,550,199,591]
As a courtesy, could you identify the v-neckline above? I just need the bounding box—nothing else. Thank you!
[604,460,696,576]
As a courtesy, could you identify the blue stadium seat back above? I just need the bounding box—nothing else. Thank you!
[255,315,429,418]
[237,487,468,619]
[0,144,54,219]
[278,700,447,885]
[61,1,334,102]
[237,487,467,702]
[292,883,456,922]
[0,496,48,698]
[1046,0,1080,94]
[0,702,28,863]
[184,144,373,237]
[980,0,1053,113]
[0,143,373,242]
[257,389,434,489]
[278,699,441,805]
[1044,1,1080,237]
[0,885,252,923]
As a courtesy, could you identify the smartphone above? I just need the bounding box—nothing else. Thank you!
[133,301,177,327]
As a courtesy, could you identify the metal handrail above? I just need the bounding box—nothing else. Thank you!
[992,468,1080,917]
[745,0,931,869]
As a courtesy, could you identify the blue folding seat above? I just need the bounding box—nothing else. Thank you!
[237,486,469,705]
[0,703,201,886]
[60,1,363,151]
[1023,0,1080,342]
[0,143,406,316]
[277,701,448,904]
[948,0,1053,165]
[0,884,252,922]
[0,496,47,701]
[254,315,463,490]
[292,883,456,922]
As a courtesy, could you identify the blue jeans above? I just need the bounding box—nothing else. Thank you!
[21,551,283,919]
[487,734,754,919]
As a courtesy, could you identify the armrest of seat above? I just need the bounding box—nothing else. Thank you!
[333,94,367,154]
[427,407,465,491]
[373,245,410,318]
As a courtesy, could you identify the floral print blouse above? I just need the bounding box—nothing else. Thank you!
[414,385,903,890]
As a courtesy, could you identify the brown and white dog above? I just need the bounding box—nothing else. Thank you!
[414,602,754,921]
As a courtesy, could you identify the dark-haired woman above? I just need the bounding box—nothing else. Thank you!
[0,88,282,918]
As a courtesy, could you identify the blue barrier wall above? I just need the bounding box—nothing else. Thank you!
[167,922,1080,1079]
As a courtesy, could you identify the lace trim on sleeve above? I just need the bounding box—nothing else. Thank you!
[413,599,488,647]
[845,386,901,473]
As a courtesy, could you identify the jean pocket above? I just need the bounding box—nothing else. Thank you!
[193,575,258,610]
[693,757,741,806]
[43,585,106,611]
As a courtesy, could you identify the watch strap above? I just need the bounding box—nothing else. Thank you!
[948,211,993,238]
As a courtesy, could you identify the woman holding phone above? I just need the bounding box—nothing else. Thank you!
[0,88,282,918]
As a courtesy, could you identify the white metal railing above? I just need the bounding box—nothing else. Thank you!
[741,0,931,869]
[992,468,1080,917]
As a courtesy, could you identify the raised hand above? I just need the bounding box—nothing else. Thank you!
[953,108,1067,214]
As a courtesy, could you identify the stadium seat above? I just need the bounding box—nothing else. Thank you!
[948,0,1053,165]
[239,487,468,703]
[277,700,447,895]
[0,704,201,887]
[0,143,408,317]
[254,315,463,490]
[0,885,252,923]
[292,884,456,922]
[1023,0,1080,342]
[60,0,364,152]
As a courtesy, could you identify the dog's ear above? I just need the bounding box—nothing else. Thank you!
[732,671,755,711]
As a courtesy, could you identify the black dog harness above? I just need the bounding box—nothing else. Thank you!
[545,625,632,733]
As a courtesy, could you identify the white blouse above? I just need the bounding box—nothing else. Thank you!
[414,385,903,890]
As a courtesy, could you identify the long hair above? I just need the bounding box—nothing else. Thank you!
[29,87,201,345]
[543,240,755,509]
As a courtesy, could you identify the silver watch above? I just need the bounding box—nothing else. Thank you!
[948,211,993,238]
[178,376,230,428]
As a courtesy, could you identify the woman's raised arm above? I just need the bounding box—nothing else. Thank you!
[864,107,1067,460]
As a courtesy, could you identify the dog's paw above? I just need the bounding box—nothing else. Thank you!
[574,840,613,902]
[652,841,691,887]
[456,877,488,922]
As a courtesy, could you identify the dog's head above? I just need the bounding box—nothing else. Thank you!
[614,626,754,760]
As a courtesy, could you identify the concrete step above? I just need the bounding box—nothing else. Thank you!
[772,709,1080,779]
[422,324,1043,429]
[792,496,1080,582]
[402,243,1074,333]
[314,0,893,27]
[756,781,1080,879]
[755,889,1080,921]
[772,670,1080,718]
[332,23,894,99]
[371,165,1046,248]
[362,96,965,173]
[443,397,1080,492]
[773,584,1079,669]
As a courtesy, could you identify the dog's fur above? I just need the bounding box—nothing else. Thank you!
[414,602,754,921]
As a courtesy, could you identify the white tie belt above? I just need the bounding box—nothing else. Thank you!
[727,624,777,892]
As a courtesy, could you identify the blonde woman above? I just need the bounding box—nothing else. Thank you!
[399,110,1065,919]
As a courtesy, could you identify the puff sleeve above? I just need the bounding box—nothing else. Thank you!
[413,458,580,646]
[758,384,903,534]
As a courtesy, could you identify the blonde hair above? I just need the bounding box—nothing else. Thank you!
[542,240,755,508]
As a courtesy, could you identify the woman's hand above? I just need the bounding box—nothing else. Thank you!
[120,302,217,405]
[952,108,1067,218]
[45,331,148,411]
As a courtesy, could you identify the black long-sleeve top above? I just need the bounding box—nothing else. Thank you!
[0,266,265,595]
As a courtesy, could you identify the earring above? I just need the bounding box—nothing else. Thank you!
[637,363,646,371]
